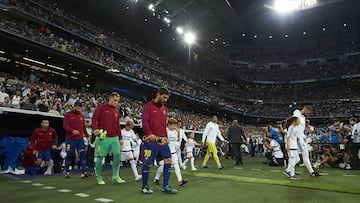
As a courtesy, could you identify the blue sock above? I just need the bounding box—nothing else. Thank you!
[65,153,73,173]
[163,164,171,187]
[79,151,86,174]
[142,164,150,188]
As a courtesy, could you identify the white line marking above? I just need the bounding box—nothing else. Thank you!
[319,173,329,176]
[233,167,243,170]
[95,198,114,202]
[251,168,261,171]
[75,193,90,197]
[343,174,357,177]
[22,180,32,183]
[58,189,72,193]
[32,183,43,186]
[270,170,281,172]
[43,186,55,189]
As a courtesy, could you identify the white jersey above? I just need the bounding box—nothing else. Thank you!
[352,122,360,143]
[121,129,136,151]
[293,110,306,135]
[286,125,300,150]
[167,128,179,153]
[201,122,225,143]
[185,138,198,153]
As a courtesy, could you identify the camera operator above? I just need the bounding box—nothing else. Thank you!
[264,135,284,166]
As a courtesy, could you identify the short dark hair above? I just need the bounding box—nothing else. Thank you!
[74,101,83,107]
[157,87,170,96]
[41,117,49,122]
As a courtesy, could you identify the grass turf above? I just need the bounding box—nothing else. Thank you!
[1,157,359,203]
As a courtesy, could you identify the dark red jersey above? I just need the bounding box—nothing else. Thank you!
[142,99,167,138]
[63,111,89,139]
[30,127,58,151]
[92,103,122,139]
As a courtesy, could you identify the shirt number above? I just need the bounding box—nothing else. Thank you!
[144,149,152,160]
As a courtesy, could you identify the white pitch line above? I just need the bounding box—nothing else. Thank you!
[251,168,261,171]
[233,167,243,170]
[95,198,114,202]
[32,183,43,186]
[43,186,56,189]
[58,189,72,193]
[75,193,90,197]
[22,180,32,183]
[270,170,281,172]
[343,174,357,177]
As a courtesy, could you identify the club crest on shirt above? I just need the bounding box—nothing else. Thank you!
[163,111,166,115]
[80,117,83,120]
[49,133,52,136]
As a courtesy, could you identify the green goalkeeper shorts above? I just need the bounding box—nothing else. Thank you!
[95,136,121,157]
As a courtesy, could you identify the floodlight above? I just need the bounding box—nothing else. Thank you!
[273,0,296,13]
[176,27,184,34]
[148,4,154,10]
[184,32,196,45]
[148,4,155,12]
[164,17,170,24]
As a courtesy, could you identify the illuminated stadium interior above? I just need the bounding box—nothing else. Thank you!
[0,2,360,199]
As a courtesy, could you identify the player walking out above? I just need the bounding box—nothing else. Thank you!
[141,87,178,194]
[92,92,126,185]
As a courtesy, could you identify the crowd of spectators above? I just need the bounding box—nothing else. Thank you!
[230,52,360,82]
[0,0,359,118]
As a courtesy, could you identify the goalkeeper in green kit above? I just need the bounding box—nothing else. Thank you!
[92,92,126,185]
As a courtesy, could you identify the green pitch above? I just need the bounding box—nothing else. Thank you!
[1,157,359,203]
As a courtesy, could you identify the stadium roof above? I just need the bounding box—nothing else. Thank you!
[53,0,360,57]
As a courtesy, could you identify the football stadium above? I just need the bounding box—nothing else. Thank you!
[0,0,360,202]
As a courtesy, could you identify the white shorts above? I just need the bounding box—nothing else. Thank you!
[186,151,194,158]
[132,149,140,159]
[288,150,299,158]
[171,153,178,165]
[121,151,134,161]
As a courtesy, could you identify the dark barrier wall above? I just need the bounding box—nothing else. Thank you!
[0,108,143,143]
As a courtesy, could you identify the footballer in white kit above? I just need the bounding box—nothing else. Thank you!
[154,118,188,186]
[182,132,199,171]
[293,106,321,177]
[120,121,142,181]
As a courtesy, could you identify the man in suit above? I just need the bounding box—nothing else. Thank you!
[228,120,247,165]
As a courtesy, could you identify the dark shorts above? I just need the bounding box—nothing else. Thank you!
[65,138,86,154]
[141,142,171,165]
[37,150,51,161]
